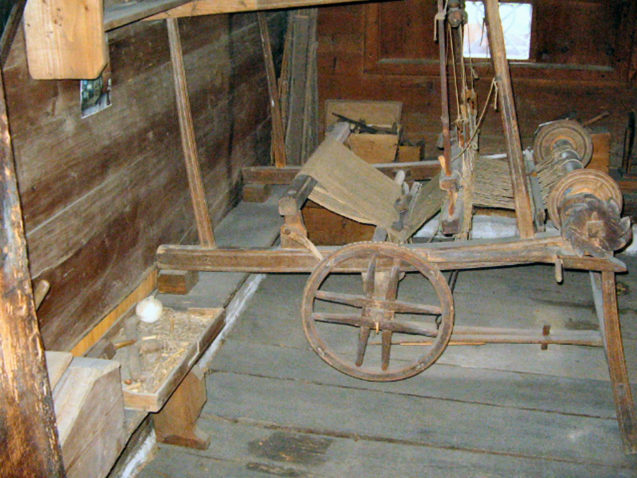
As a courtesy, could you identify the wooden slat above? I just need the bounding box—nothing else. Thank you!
[146,0,369,21]
[242,160,441,185]
[166,18,216,248]
[104,0,192,31]
[24,0,107,79]
[0,69,64,475]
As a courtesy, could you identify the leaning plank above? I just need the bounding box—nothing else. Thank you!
[146,0,370,21]
[0,67,64,476]
[258,12,287,168]
[24,0,107,79]
[53,357,126,478]
[105,0,192,30]
[166,18,216,247]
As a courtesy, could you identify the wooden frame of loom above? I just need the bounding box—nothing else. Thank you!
[155,0,637,453]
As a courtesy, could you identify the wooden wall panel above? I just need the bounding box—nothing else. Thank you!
[317,3,636,162]
[4,12,285,350]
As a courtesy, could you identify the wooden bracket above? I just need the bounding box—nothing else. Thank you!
[153,366,210,449]
[24,0,107,79]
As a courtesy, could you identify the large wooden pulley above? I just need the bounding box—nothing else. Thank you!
[534,119,593,166]
[301,242,454,381]
[547,169,623,228]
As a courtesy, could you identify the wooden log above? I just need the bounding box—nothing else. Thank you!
[157,269,199,295]
[153,366,210,449]
[483,0,535,239]
[53,357,126,478]
[0,68,65,476]
[167,17,216,248]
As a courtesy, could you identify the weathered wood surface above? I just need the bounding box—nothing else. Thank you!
[0,66,65,476]
[167,17,216,247]
[138,257,637,476]
[24,0,107,79]
[258,12,287,168]
[4,13,286,350]
[243,160,441,184]
[53,357,126,478]
[483,0,534,238]
[157,269,199,294]
[153,366,210,449]
[317,3,637,162]
[156,234,627,274]
[146,0,370,21]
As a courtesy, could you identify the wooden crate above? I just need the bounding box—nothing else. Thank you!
[325,100,402,130]
[302,200,375,245]
[346,133,399,164]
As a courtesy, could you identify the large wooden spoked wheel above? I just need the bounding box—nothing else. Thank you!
[302,242,454,381]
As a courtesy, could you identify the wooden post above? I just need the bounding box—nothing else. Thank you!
[166,18,216,247]
[591,272,637,453]
[258,12,287,168]
[0,72,65,475]
[483,0,534,239]
[153,366,210,449]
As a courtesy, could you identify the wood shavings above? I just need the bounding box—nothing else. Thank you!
[114,307,212,393]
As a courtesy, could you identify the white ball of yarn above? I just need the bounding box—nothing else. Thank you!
[136,296,163,323]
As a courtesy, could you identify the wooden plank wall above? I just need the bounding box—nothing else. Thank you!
[317,1,637,161]
[3,12,285,351]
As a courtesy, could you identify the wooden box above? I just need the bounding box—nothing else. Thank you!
[302,200,375,245]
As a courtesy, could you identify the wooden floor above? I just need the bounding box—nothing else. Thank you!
[137,243,637,477]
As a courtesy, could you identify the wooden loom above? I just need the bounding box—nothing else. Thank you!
[155,0,637,453]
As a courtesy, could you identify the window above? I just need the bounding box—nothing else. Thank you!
[463,1,533,60]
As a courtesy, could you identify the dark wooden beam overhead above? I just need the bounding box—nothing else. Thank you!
[0,68,65,474]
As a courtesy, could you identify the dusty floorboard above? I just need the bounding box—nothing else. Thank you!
[138,248,637,477]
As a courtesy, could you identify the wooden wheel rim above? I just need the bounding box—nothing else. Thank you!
[301,242,454,382]
[533,120,593,166]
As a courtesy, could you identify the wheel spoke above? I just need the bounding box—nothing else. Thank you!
[314,290,368,308]
[390,300,442,315]
[386,320,439,337]
[355,326,371,367]
[381,330,392,370]
[384,257,402,301]
[311,312,365,327]
[363,253,378,298]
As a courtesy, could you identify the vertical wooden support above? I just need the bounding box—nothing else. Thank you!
[591,272,637,453]
[166,18,216,248]
[483,0,534,239]
[258,12,287,168]
[0,72,65,475]
[437,0,451,164]
[601,272,637,452]
[153,367,210,449]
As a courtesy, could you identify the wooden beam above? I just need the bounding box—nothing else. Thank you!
[242,160,442,185]
[483,0,535,239]
[24,0,107,79]
[0,67,65,475]
[166,18,216,247]
[157,235,626,274]
[146,0,368,20]
[105,0,192,31]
